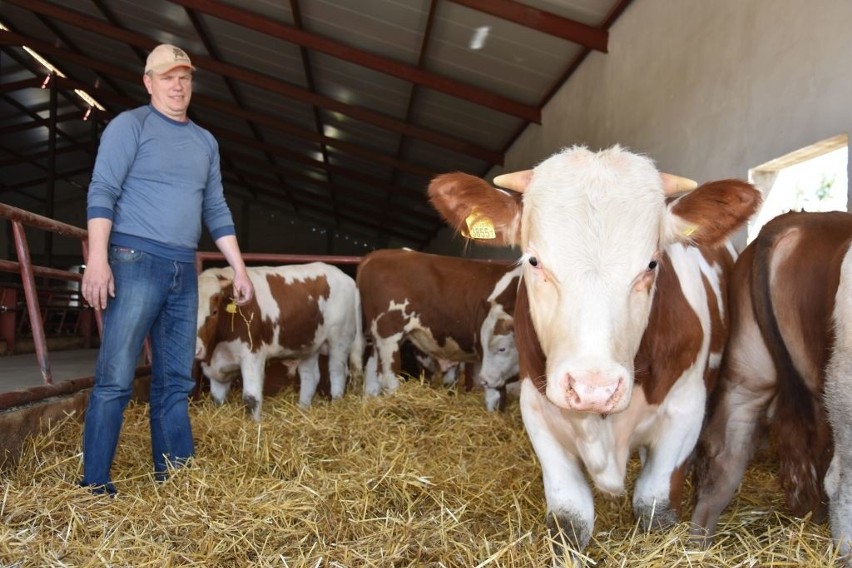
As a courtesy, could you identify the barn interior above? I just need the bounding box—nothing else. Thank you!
[1,0,851,565]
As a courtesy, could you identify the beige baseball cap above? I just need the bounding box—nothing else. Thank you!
[144,44,195,75]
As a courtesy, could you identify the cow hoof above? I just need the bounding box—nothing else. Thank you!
[687,525,714,549]
[484,388,504,412]
[364,383,382,397]
[383,380,400,394]
[635,501,678,532]
[546,511,590,560]
[243,395,262,421]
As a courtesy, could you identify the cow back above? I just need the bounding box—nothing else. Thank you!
[357,249,516,355]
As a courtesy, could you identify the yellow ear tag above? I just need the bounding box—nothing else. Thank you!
[683,224,698,237]
[226,300,238,314]
[465,212,496,240]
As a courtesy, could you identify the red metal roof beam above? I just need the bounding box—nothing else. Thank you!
[450,0,608,53]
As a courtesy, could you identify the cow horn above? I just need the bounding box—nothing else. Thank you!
[660,173,698,195]
[493,169,533,193]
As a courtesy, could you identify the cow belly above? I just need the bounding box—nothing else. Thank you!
[407,327,475,362]
[206,337,321,378]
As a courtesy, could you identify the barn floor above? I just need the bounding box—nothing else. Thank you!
[0,348,98,393]
[0,379,841,567]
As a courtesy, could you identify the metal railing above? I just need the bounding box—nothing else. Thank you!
[0,202,366,408]
[0,202,102,384]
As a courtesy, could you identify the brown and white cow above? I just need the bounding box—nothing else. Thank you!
[356,248,522,411]
[428,145,760,559]
[691,211,852,564]
[195,263,362,421]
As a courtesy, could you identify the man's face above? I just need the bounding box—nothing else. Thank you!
[143,66,193,121]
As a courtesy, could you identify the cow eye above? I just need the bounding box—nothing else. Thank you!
[648,260,658,271]
[529,256,539,268]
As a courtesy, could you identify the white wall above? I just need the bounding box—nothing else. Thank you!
[429,0,852,256]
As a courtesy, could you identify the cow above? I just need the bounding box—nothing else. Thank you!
[427,144,761,560]
[690,211,852,565]
[356,248,522,411]
[195,263,363,422]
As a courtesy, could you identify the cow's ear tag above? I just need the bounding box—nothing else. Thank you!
[226,299,238,314]
[465,212,496,239]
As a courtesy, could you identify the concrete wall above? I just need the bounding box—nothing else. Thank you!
[431,0,852,257]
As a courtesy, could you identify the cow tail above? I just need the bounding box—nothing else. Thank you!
[750,228,829,520]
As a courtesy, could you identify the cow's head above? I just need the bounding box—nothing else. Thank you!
[477,265,522,389]
[429,145,760,414]
[478,302,519,389]
[196,267,235,361]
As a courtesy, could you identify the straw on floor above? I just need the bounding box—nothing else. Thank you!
[0,378,841,567]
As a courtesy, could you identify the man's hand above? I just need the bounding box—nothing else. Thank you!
[82,257,114,310]
[232,272,254,306]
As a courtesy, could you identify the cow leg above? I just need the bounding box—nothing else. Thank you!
[690,375,774,545]
[297,354,322,408]
[484,386,506,412]
[374,334,402,394]
[520,380,594,558]
[633,374,707,531]
[208,378,231,405]
[202,352,239,405]
[826,451,852,565]
[825,255,852,565]
[240,355,267,422]
[364,351,382,397]
[326,342,349,401]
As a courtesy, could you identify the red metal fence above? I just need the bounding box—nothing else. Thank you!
[0,202,101,384]
[0,202,363,409]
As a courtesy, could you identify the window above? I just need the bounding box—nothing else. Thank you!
[747,134,848,243]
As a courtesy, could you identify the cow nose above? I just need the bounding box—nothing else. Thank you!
[564,372,623,413]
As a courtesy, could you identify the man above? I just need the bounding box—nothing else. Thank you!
[80,44,253,494]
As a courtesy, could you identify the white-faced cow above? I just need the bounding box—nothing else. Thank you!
[356,248,522,411]
[196,263,362,422]
[428,145,761,559]
[691,211,852,564]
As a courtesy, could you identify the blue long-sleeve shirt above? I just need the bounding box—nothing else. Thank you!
[87,104,236,262]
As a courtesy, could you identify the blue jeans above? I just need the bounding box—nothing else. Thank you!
[81,246,198,489]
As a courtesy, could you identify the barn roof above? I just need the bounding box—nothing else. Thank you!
[0,0,633,251]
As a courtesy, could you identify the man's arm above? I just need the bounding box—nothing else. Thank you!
[215,234,253,305]
[82,218,114,310]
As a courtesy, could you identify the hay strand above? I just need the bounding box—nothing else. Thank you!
[0,378,841,567]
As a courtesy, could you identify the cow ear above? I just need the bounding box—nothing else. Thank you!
[661,179,762,247]
[428,172,523,247]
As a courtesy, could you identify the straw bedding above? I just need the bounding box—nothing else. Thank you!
[0,378,840,567]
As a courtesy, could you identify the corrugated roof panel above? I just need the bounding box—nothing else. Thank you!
[301,0,430,64]
[199,16,307,86]
[410,88,524,150]
[311,53,413,118]
[427,2,583,105]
